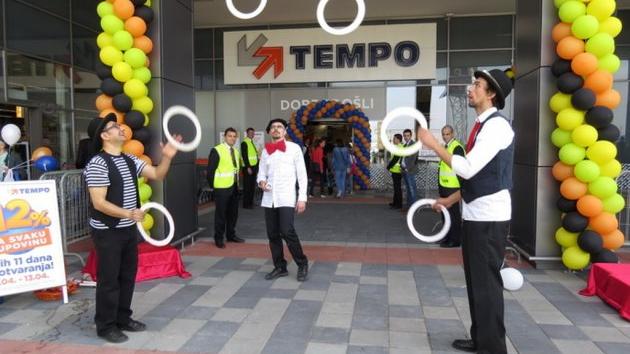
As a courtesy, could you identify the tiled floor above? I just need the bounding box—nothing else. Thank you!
[1,200,629,354]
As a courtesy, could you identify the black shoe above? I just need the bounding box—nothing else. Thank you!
[215,240,225,248]
[227,236,245,243]
[440,242,460,248]
[264,268,288,280]
[297,266,308,282]
[452,339,476,352]
[98,328,129,343]
[118,319,146,332]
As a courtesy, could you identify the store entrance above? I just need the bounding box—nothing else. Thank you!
[304,119,353,147]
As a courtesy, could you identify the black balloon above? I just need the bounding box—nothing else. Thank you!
[562,212,589,233]
[125,110,145,130]
[100,78,123,96]
[113,94,133,113]
[597,124,620,143]
[586,106,614,128]
[551,59,572,77]
[557,72,584,94]
[132,0,147,6]
[591,249,619,263]
[571,88,596,111]
[557,197,577,213]
[96,61,113,80]
[577,230,604,254]
[135,6,154,24]
[133,127,151,145]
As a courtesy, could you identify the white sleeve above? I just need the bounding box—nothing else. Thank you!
[295,146,308,202]
[256,150,268,184]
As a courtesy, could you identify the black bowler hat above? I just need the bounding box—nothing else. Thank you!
[474,69,513,110]
[89,113,117,152]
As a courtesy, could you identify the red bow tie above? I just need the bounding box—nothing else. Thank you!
[265,140,286,155]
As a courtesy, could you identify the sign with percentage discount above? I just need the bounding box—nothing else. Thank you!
[0,180,66,297]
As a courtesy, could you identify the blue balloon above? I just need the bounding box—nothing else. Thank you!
[35,156,59,172]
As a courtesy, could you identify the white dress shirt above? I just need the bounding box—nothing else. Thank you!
[257,140,308,208]
[451,107,514,222]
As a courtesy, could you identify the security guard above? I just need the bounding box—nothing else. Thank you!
[387,134,404,209]
[207,127,244,248]
[438,125,465,248]
[240,127,259,209]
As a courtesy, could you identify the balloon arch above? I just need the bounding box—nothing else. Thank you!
[287,99,371,190]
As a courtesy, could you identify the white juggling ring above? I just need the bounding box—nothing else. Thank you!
[226,0,267,20]
[317,0,366,36]
[162,105,202,152]
[406,199,451,243]
[380,107,428,157]
[137,202,175,247]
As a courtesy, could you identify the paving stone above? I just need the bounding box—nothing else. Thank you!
[389,331,429,349]
[359,276,387,285]
[349,329,389,347]
[309,326,350,344]
[211,308,251,323]
[223,295,260,309]
[336,262,362,276]
[389,317,426,333]
[261,338,308,354]
[594,342,630,354]
[423,306,460,320]
[389,305,423,318]
[540,324,589,340]
[305,342,347,354]
[552,339,604,354]
[352,315,388,330]
[580,326,630,343]
[331,275,361,283]
[316,312,353,329]
[347,346,389,354]
[180,333,232,353]
[196,320,241,337]
[294,290,327,302]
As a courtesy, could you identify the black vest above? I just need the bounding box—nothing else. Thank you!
[460,112,514,203]
[89,152,140,228]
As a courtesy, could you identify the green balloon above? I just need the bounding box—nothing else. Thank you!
[555,227,578,248]
[562,246,591,270]
[112,30,134,51]
[139,183,152,202]
[124,79,148,99]
[551,128,573,148]
[598,53,620,73]
[133,67,152,84]
[97,32,113,49]
[99,46,123,66]
[97,1,114,18]
[599,16,622,37]
[588,176,618,199]
[602,193,625,214]
[101,15,124,35]
[549,92,573,113]
[571,124,598,147]
[585,32,615,57]
[559,143,586,165]
[123,48,147,69]
[144,113,150,127]
[555,0,571,8]
[138,177,146,185]
[574,159,600,182]
[599,158,621,177]
[133,96,154,115]
[559,1,586,23]
[142,213,154,230]
[572,15,599,39]
[586,0,616,21]
[112,62,134,82]
[556,108,585,131]
[586,140,617,164]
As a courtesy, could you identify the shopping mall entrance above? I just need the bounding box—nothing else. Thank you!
[304,119,353,146]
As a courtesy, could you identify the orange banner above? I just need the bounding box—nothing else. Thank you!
[0,229,52,255]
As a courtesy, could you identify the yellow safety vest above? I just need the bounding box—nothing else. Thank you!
[388,144,404,174]
[214,143,239,188]
[243,138,258,166]
[439,139,464,188]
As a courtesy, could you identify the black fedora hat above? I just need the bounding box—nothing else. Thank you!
[90,113,117,152]
[474,69,513,110]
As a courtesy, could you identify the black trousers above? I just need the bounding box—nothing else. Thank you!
[92,226,138,335]
[391,173,402,207]
[214,186,239,241]
[439,186,462,245]
[264,207,308,269]
[242,165,258,208]
[462,220,509,354]
[308,171,326,196]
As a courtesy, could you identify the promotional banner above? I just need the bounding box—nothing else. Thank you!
[0,180,66,297]
[224,24,436,84]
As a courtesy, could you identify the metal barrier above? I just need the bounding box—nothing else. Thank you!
[40,169,90,265]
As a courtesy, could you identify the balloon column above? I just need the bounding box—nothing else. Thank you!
[551,0,623,269]
[286,99,371,190]
[97,0,156,237]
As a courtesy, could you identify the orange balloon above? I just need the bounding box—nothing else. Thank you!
[552,161,574,182]
[556,36,584,60]
[95,94,113,112]
[601,229,625,250]
[589,212,619,235]
[99,108,124,124]
[31,146,53,161]
[571,52,598,77]
[133,35,153,54]
[125,16,147,37]
[584,70,613,94]
[113,0,134,20]
[139,154,153,166]
[595,89,621,109]
[119,123,132,141]
[122,139,144,157]
[552,22,572,43]
[145,57,150,67]
[576,195,603,217]
[560,177,588,200]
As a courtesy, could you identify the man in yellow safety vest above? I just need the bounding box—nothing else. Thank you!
[387,134,404,209]
[438,125,465,248]
[240,127,259,209]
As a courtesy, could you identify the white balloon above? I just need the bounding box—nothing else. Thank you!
[500,267,524,291]
[1,124,21,146]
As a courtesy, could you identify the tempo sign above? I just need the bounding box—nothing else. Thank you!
[224,24,436,84]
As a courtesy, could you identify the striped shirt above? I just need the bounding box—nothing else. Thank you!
[84,153,146,229]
